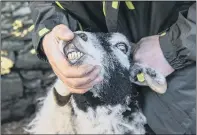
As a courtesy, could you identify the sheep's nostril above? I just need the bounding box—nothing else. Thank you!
[77,33,88,41]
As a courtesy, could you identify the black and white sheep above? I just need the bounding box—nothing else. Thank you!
[26,32,167,134]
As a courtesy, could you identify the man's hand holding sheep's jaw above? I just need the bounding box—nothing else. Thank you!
[42,24,103,94]
[133,35,175,77]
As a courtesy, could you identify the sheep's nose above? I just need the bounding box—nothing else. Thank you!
[76,33,88,41]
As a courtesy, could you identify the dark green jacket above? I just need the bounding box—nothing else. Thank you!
[30,1,196,134]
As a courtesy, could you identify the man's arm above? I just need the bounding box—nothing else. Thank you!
[134,3,196,77]
[30,1,78,61]
[159,3,196,70]
[29,2,102,95]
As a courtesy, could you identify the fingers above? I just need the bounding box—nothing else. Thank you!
[65,66,103,89]
[49,51,102,94]
[53,24,74,41]
[53,68,101,94]
[63,65,99,78]
[74,75,103,90]
[51,62,103,94]
[45,24,103,94]
[52,67,87,94]
[66,87,90,94]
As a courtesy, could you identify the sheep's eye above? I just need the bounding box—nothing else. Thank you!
[116,43,128,54]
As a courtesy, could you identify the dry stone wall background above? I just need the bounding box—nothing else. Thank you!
[1,2,57,133]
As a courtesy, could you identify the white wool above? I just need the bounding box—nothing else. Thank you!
[26,80,147,134]
[25,87,74,134]
[71,97,146,134]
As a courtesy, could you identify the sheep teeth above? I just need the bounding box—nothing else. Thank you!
[67,51,83,61]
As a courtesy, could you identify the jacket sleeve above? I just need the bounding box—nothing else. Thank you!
[29,1,78,62]
[159,3,196,70]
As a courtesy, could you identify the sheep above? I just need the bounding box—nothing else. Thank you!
[26,32,167,134]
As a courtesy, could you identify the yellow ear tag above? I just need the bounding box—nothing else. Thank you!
[137,73,145,82]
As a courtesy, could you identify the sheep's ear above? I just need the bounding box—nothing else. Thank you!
[130,63,167,94]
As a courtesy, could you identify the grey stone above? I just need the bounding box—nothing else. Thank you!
[23,20,34,25]
[20,70,43,80]
[1,24,12,30]
[1,101,12,122]
[1,72,23,101]
[1,15,5,20]
[1,1,54,124]
[11,97,34,119]
[1,101,12,110]
[22,2,29,7]
[1,31,12,40]
[1,13,11,20]
[1,110,11,122]
[18,42,33,54]
[4,13,12,18]
[10,2,23,11]
[1,18,11,24]
[1,2,22,13]
[2,40,25,51]
[19,16,29,22]
[2,71,19,78]
[1,30,9,35]
[16,52,51,69]
[25,88,36,93]
[23,79,41,89]
[1,19,12,30]
[1,51,15,63]
[25,87,42,94]
[1,3,11,13]
[12,7,31,17]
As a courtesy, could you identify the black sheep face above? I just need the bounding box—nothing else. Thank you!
[59,32,136,106]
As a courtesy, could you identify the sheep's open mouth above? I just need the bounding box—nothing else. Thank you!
[63,41,85,64]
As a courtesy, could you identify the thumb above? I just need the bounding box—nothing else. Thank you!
[53,24,74,41]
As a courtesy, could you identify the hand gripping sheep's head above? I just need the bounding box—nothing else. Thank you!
[59,32,134,106]
[58,31,167,109]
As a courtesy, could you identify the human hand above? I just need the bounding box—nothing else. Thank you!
[42,24,103,94]
[133,35,174,77]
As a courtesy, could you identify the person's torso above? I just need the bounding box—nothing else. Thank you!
[57,1,193,42]
[54,1,196,134]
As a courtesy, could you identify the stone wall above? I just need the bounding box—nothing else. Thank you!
[1,2,57,124]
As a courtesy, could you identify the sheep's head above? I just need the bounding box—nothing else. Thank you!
[59,32,135,104]
[58,32,167,107]
[60,32,132,74]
